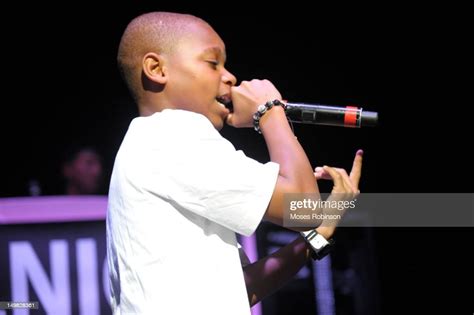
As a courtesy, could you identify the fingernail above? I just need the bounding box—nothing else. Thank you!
[357,149,364,156]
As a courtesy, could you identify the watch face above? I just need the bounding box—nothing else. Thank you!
[312,236,327,250]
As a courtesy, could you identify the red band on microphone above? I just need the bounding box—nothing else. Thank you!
[344,106,358,126]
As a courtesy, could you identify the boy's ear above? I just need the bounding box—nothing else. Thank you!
[143,52,167,84]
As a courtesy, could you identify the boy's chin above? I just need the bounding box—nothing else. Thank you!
[209,112,228,130]
[212,119,225,131]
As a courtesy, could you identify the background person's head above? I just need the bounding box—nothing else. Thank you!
[117,12,236,129]
[61,146,104,195]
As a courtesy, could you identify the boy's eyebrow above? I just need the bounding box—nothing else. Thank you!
[202,46,227,62]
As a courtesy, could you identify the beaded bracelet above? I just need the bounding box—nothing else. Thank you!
[252,99,286,133]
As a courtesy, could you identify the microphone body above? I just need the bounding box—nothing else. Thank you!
[284,102,378,128]
[223,101,378,128]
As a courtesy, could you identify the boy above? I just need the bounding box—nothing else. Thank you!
[107,12,362,314]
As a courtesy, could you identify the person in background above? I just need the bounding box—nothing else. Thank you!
[61,145,104,195]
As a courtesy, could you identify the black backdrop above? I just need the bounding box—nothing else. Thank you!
[2,2,471,314]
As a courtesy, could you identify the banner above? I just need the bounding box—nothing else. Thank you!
[0,196,111,315]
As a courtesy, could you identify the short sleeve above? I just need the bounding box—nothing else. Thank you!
[142,111,280,236]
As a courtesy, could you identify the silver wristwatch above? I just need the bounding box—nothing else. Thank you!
[300,229,335,260]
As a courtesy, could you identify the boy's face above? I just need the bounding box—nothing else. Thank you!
[164,22,236,130]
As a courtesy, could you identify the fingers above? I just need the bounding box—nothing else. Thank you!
[314,166,352,190]
[227,79,282,128]
[314,167,332,180]
[322,165,345,190]
[349,149,363,188]
[314,149,363,194]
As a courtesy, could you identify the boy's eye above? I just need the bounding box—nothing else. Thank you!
[207,60,219,68]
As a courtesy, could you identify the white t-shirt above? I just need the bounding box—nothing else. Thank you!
[106,109,279,315]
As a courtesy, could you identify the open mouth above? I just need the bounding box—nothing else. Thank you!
[216,95,233,112]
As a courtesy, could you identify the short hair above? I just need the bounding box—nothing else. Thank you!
[117,12,206,103]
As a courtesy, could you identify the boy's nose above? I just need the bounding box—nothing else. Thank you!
[222,69,237,86]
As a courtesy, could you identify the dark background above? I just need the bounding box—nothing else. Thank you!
[2,2,471,314]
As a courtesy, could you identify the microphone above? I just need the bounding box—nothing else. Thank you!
[223,100,378,128]
[284,102,378,128]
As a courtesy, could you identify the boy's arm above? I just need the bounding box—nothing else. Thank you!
[228,80,321,227]
[243,235,310,306]
[243,225,337,306]
[260,105,319,226]
[243,151,363,305]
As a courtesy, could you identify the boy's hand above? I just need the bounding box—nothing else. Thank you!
[314,149,363,200]
[227,79,282,128]
[313,149,363,236]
